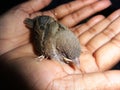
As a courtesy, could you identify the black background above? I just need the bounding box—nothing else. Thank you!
[0,0,120,15]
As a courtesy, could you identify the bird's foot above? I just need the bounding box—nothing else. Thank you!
[35,55,45,62]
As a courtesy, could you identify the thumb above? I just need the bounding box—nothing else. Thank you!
[18,0,51,14]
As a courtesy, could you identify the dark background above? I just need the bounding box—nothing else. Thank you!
[0,0,120,15]
[0,0,120,69]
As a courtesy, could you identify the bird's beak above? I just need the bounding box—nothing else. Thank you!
[63,57,80,68]
[73,58,80,68]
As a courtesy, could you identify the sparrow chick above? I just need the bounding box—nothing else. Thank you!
[24,15,81,68]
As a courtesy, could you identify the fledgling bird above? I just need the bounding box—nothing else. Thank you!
[24,15,81,68]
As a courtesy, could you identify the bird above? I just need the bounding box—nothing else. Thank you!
[24,15,81,68]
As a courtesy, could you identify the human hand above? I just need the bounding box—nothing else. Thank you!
[1,0,120,90]
[0,0,110,55]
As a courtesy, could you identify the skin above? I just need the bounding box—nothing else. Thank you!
[0,0,120,90]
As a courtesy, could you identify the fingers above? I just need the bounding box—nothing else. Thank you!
[83,10,120,70]
[60,0,111,27]
[77,9,120,71]
[18,0,51,14]
[73,15,105,37]
[48,0,98,19]
[41,0,98,19]
[41,0,111,27]
[94,32,120,70]
[87,14,120,53]
[48,70,120,90]
[79,9,120,45]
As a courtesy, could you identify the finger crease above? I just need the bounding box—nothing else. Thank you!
[88,27,97,34]
[103,72,110,84]
[106,17,113,22]
[64,3,73,14]
[102,28,116,39]
[50,9,58,20]
[71,12,80,25]
[86,44,96,53]
[93,54,101,71]
[111,34,120,48]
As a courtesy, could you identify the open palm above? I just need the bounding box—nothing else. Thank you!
[0,0,120,90]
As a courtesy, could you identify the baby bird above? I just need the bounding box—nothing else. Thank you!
[24,15,81,68]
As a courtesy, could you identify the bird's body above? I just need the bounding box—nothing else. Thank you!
[24,15,81,67]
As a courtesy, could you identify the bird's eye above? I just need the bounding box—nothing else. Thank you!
[57,28,60,31]
[40,25,45,30]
